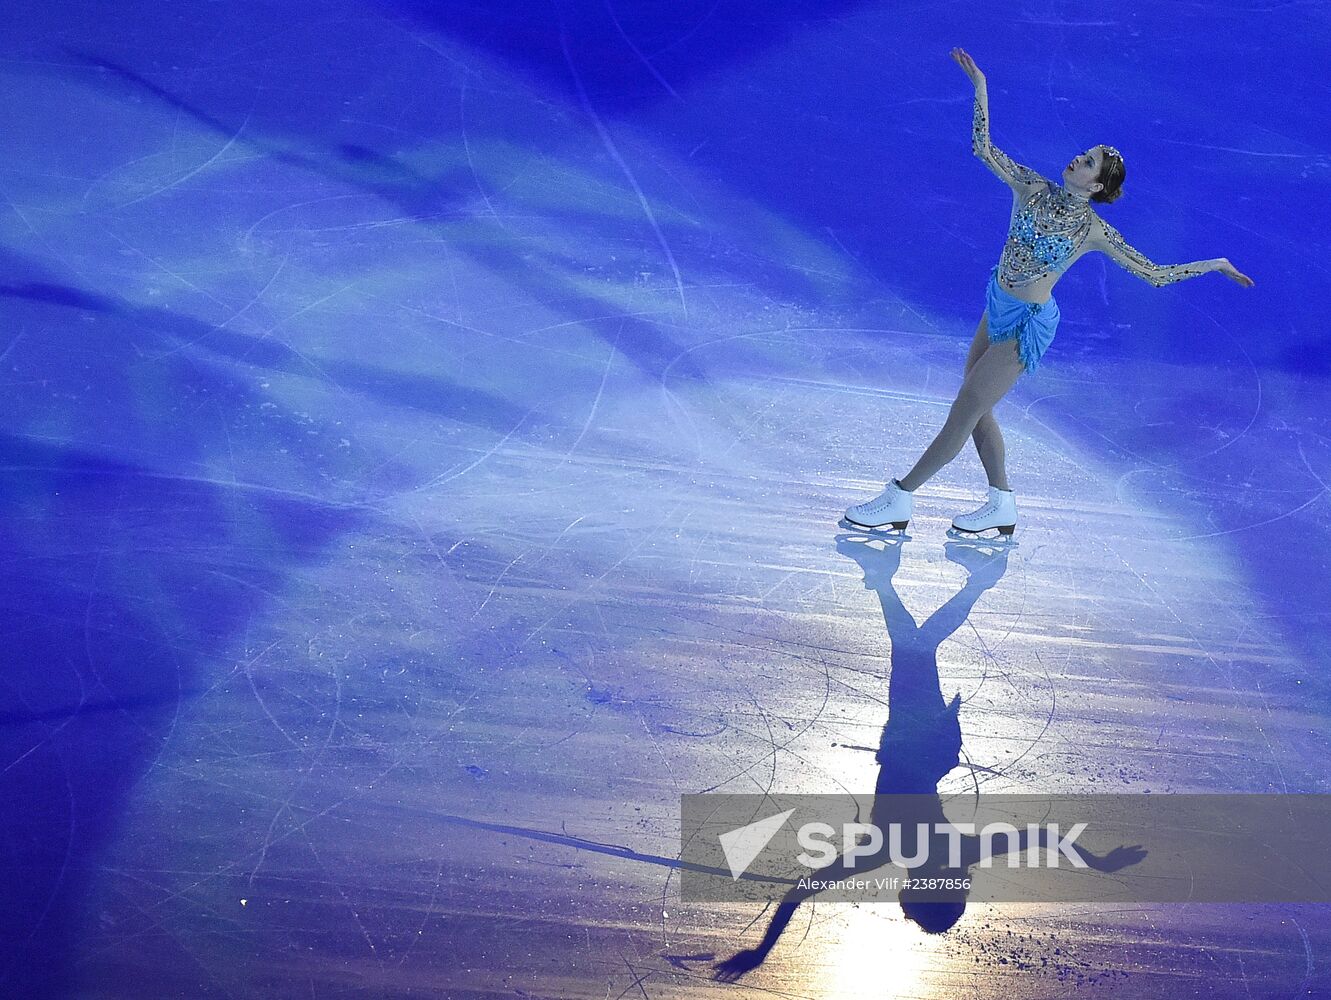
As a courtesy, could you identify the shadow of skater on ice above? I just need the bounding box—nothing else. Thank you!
[714,534,1145,982]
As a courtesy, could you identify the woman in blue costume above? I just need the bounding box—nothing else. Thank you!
[844,48,1254,536]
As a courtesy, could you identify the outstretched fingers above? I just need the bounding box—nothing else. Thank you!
[951,47,984,85]
[713,949,763,982]
[1218,258,1255,287]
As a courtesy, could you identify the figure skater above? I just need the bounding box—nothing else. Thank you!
[844,48,1254,536]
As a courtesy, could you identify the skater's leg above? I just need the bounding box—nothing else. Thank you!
[898,339,1024,492]
[963,316,1011,491]
[962,314,990,374]
[971,413,1010,491]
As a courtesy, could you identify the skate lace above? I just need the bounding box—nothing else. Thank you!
[863,488,902,512]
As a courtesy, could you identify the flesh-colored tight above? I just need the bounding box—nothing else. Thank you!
[898,314,1022,492]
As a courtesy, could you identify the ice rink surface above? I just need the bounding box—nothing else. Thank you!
[2,1,1329,996]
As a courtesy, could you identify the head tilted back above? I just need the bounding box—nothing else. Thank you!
[1093,146,1126,204]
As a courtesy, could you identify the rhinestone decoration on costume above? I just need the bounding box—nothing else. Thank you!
[999,188,1094,287]
[970,96,1045,190]
[1095,219,1209,287]
[971,91,1210,289]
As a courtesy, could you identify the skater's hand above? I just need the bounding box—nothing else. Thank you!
[1090,844,1148,873]
[951,48,985,88]
[1214,258,1254,287]
[713,949,764,982]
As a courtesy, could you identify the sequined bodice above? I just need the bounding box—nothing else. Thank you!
[971,89,1212,290]
[998,183,1095,288]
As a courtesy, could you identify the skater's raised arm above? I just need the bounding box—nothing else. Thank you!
[968,827,1147,873]
[953,48,1044,194]
[712,880,822,982]
[1089,217,1254,287]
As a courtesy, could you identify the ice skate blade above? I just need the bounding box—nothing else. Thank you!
[948,524,1016,540]
[840,515,910,534]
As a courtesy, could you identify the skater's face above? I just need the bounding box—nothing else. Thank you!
[1062,146,1105,197]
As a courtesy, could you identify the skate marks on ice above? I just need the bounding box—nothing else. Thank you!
[2,1,1329,998]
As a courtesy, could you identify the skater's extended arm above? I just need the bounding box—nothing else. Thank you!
[967,828,1147,872]
[715,836,903,982]
[713,882,820,982]
[953,48,1044,193]
[1090,217,1254,287]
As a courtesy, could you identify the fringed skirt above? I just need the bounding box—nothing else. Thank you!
[985,268,1060,374]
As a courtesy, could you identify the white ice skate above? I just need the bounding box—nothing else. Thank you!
[843,480,913,530]
[951,486,1017,537]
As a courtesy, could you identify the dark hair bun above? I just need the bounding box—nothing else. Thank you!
[1092,150,1126,204]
